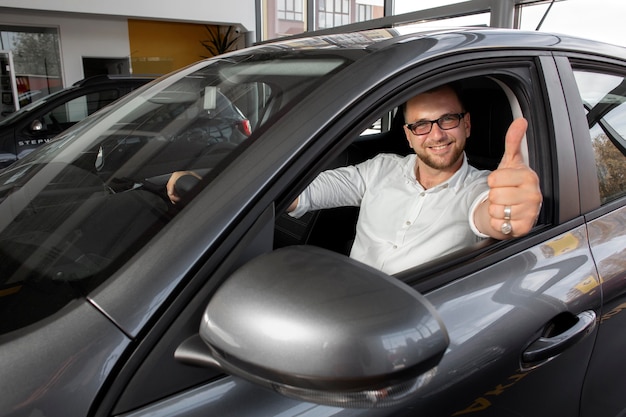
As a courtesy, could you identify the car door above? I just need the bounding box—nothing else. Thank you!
[558,56,626,417]
[377,53,601,416]
[98,50,602,417]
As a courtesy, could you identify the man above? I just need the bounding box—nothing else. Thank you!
[168,84,542,275]
[285,84,542,274]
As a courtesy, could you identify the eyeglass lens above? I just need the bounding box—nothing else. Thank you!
[408,113,464,135]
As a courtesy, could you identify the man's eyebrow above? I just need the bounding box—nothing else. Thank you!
[408,112,461,123]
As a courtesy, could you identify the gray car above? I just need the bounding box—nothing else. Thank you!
[1,26,625,417]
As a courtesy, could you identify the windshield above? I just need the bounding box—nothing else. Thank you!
[0,91,60,126]
[0,51,352,334]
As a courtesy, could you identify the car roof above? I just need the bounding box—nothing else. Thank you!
[255,26,626,61]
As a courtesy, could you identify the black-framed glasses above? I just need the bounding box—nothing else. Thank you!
[405,112,466,135]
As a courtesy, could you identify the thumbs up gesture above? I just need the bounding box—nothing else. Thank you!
[481,118,542,238]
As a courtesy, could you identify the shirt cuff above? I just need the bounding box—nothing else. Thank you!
[288,188,310,218]
[469,190,490,238]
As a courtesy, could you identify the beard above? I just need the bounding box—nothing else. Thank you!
[415,143,465,170]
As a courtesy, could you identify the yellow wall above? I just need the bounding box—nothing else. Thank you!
[128,19,216,75]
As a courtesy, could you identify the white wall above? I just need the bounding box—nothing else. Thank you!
[0,10,132,85]
[0,0,256,32]
[0,0,256,86]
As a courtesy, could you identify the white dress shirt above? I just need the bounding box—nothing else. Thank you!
[290,153,490,274]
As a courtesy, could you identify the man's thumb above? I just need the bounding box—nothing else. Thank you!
[498,117,528,168]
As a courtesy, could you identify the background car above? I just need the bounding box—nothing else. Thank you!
[1,26,626,417]
[0,74,155,168]
[16,89,44,107]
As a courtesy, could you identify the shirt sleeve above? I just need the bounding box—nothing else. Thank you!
[289,164,367,218]
[468,189,490,238]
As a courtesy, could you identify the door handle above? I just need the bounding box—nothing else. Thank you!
[522,310,596,364]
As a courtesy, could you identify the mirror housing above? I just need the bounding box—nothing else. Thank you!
[176,246,449,408]
[30,119,44,131]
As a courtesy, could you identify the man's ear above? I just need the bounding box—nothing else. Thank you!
[403,125,413,148]
[464,112,471,138]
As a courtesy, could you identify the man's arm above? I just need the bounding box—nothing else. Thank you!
[473,118,543,239]
[287,197,299,213]
[287,164,368,218]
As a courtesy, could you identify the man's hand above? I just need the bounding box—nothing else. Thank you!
[476,118,543,239]
[166,170,202,204]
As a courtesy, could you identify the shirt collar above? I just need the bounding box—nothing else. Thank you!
[405,153,470,193]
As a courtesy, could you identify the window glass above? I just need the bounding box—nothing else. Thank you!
[316,0,383,30]
[265,0,306,39]
[35,89,124,135]
[394,0,468,15]
[45,90,121,127]
[573,70,626,203]
[393,0,489,28]
[518,0,626,46]
[0,53,351,334]
[262,0,384,39]
[395,12,490,29]
[0,26,62,119]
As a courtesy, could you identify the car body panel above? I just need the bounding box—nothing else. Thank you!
[581,206,626,416]
[0,300,130,416]
[115,225,600,417]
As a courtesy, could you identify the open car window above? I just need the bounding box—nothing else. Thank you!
[274,74,531,282]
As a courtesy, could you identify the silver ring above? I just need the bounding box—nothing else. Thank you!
[501,221,512,235]
[504,205,512,221]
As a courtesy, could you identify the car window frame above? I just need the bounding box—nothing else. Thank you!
[559,55,626,219]
[364,58,555,291]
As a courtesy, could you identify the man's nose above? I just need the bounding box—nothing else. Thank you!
[429,122,446,138]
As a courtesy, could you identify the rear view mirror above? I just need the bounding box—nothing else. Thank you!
[176,245,449,408]
[203,86,217,110]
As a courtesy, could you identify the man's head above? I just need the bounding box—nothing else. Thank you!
[403,84,471,172]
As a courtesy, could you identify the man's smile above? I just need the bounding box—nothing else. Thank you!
[426,141,454,153]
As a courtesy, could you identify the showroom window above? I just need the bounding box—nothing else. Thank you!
[394,0,481,17]
[573,69,626,204]
[264,0,306,38]
[357,3,373,21]
[263,0,384,39]
[0,26,62,118]
[318,0,351,29]
[277,0,304,21]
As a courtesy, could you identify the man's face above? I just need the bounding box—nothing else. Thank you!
[403,86,471,171]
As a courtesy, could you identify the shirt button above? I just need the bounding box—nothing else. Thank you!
[405,221,411,226]
[393,245,398,249]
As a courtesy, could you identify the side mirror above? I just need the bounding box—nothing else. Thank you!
[30,119,44,131]
[176,245,449,408]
